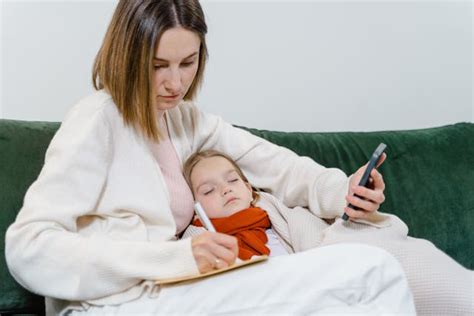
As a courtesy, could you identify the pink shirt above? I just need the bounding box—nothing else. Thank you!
[149,113,195,235]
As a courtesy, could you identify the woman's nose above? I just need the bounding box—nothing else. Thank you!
[164,69,181,93]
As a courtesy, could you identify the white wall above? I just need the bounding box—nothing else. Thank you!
[1,0,115,122]
[1,0,472,131]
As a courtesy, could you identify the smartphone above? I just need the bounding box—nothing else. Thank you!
[342,143,387,221]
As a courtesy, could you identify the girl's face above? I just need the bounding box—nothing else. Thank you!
[190,156,254,218]
[152,27,201,111]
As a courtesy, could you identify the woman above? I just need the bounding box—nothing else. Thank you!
[3,0,463,315]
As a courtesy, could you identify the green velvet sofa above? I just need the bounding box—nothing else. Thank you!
[1,119,473,315]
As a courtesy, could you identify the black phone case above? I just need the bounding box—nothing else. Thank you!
[342,143,387,221]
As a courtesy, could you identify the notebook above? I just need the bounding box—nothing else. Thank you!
[155,255,268,285]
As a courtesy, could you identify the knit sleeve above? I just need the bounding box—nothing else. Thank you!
[184,104,349,219]
[5,95,199,301]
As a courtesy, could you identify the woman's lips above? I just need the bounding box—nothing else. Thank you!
[161,94,179,100]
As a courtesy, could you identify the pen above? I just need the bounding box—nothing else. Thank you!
[194,202,216,233]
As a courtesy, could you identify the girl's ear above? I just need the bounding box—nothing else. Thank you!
[245,181,252,192]
[250,186,260,206]
[246,182,260,206]
[245,181,254,205]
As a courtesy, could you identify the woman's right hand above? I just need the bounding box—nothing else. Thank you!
[191,231,238,273]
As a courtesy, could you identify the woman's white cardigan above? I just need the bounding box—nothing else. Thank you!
[5,91,351,307]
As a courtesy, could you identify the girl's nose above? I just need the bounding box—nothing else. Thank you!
[221,185,231,196]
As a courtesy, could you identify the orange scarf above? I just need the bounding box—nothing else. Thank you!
[193,207,272,260]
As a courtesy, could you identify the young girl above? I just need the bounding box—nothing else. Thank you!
[184,149,288,260]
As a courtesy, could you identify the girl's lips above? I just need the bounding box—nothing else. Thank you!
[225,197,238,206]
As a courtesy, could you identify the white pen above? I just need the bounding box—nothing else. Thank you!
[194,202,216,233]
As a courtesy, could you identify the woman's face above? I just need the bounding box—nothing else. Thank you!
[152,27,201,111]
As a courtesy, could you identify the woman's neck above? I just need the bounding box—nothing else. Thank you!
[156,109,166,120]
[156,110,169,140]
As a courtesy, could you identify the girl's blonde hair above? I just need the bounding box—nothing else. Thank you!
[92,0,208,141]
[183,150,260,204]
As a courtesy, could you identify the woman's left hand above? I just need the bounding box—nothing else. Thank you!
[344,153,387,220]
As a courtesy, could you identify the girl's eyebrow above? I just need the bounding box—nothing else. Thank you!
[196,181,211,192]
[153,52,198,62]
[195,169,238,192]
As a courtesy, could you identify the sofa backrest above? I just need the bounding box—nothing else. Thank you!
[244,123,474,270]
[1,119,473,314]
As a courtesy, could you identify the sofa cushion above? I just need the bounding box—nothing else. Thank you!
[1,120,59,313]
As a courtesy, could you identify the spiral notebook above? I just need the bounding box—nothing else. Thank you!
[155,255,268,285]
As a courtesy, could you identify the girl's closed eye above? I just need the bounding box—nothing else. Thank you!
[203,188,214,195]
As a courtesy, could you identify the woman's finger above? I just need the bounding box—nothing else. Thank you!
[192,245,217,273]
[346,194,379,213]
[370,168,386,191]
[191,232,238,273]
[212,232,239,256]
[376,152,387,168]
[344,206,371,219]
[351,185,385,205]
[209,234,238,266]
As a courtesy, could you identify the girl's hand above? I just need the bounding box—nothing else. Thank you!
[344,153,387,220]
[191,231,238,273]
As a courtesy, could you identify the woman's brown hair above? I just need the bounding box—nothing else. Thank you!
[183,150,260,204]
[93,0,208,141]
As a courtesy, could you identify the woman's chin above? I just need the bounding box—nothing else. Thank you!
[155,99,181,111]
